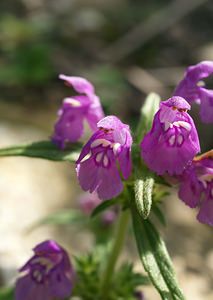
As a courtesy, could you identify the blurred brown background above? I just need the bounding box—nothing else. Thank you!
[0,0,213,299]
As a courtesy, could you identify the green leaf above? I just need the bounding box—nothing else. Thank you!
[131,206,185,300]
[152,204,167,226]
[134,179,144,216]
[143,177,154,218]
[154,175,171,187]
[73,253,102,299]
[28,209,86,232]
[0,287,14,300]
[134,177,154,219]
[91,198,119,218]
[0,140,81,162]
[111,262,150,299]
[136,92,161,143]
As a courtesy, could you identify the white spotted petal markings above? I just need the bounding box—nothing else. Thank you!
[64,97,82,107]
[90,138,121,168]
[198,174,213,192]
[30,256,55,283]
[163,120,192,147]
[90,139,121,168]
[91,139,111,148]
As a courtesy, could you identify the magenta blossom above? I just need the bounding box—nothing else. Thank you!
[52,75,104,149]
[141,96,200,175]
[134,290,145,300]
[76,116,133,200]
[15,240,74,300]
[101,209,117,225]
[174,61,213,123]
[79,192,102,215]
[178,151,213,226]
[79,192,117,225]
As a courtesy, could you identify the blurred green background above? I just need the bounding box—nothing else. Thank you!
[0,1,212,299]
[0,0,212,148]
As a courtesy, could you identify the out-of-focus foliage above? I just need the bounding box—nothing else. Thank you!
[73,251,149,300]
[0,140,81,162]
[0,286,14,300]
[1,0,212,149]
[0,15,53,85]
[132,210,185,300]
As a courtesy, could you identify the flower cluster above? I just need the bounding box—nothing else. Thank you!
[50,65,212,225]
[15,61,213,299]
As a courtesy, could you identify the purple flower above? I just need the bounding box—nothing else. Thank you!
[15,240,74,300]
[79,192,118,225]
[141,96,200,175]
[174,61,213,123]
[178,150,213,226]
[101,209,117,225]
[52,75,104,149]
[76,115,133,200]
[134,290,145,300]
[79,192,102,215]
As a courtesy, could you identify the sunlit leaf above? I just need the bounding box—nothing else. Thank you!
[0,287,14,300]
[91,198,120,218]
[0,141,81,162]
[136,92,160,143]
[134,179,144,215]
[152,204,167,226]
[134,177,154,219]
[28,209,86,232]
[131,206,185,300]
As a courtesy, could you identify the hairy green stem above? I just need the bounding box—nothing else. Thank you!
[100,208,130,299]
